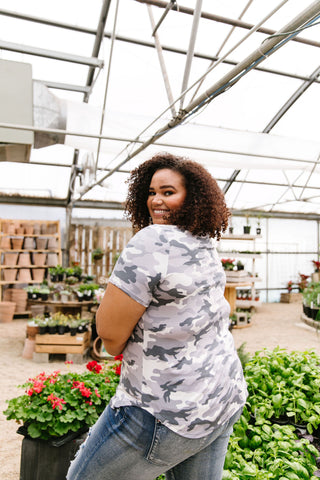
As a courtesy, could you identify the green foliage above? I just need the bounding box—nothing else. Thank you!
[223,347,320,479]
[237,342,251,369]
[3,361,121,440]
[77,283,100,293]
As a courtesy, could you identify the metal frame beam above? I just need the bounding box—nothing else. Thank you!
[135,0,320,48]
[0,40,104,67]
[3,5,320,48]
[0,120,318,166]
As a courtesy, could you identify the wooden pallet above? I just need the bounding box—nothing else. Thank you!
[35,331,90,354]
[280,292,302,303]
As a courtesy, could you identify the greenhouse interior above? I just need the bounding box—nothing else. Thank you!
[1,1,320,479]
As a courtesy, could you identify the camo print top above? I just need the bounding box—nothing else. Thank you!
[109,224,247,438]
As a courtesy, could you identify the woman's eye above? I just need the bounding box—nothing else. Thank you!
[148,191,155,196]
[164,191,174,196]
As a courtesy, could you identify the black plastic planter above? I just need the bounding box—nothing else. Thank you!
[243,226,251,234]
[19,431,87,480]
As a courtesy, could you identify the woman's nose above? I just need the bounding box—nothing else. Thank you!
[152,194,163,205]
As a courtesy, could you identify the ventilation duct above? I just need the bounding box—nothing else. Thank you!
[0,59,33,162]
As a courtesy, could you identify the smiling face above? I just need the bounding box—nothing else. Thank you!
[147,168,187,225]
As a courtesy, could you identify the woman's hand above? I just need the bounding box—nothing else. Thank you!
[96,283,146,356]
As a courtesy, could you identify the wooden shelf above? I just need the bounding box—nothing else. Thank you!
[0,219,62,300]
[221,234,262,315]
[222,234,262,240]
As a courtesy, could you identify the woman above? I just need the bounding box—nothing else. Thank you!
[67,152,247,480]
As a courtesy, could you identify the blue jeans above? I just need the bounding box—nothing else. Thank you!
[67,405,242,480]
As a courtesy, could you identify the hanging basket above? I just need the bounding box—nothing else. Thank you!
[0,301,16,322]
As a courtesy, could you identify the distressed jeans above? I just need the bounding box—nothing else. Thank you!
[67,404,242,480]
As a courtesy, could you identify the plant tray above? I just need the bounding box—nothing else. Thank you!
[35,331,90,354]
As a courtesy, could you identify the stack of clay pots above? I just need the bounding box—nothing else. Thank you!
[4,288,27,313]
[0,301,16,322]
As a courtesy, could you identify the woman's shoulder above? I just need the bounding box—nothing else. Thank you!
[133,224,177,241]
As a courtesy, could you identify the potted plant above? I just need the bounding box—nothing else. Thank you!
[221,258,235,271]
[256,217,262,235]
[77,283,100,301]
[297,273,309,293]
[312,260,320,282]
[39,286,50,301]
[3,360,121,480]
[92,247,104,262]
[49,265,66,282]
[47,317,58,334]
[24,285,40,300]
[243,215,251,234]
[34,316,48,335]
[236,260,245,271]
[60,290,72,303]
[68,318,81,336]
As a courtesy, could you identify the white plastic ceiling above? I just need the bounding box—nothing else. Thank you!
[0,0,320,217]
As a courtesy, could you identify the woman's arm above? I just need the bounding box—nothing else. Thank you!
[96,283,146,356]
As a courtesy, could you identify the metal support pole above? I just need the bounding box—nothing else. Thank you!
[179,0,203,110]
[147,5,176,116]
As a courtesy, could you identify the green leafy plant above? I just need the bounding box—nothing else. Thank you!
[92,248,104,262]
[221,258,235,271]
[49,265,65,276]
[3,360,122,440]
[236,342,251,369]
[223,347,320,479]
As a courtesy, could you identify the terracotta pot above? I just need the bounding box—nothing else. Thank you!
[33,253,47,266]
[16,227,24,235]
[33,223,41,235]
[36,237,48,250]
[24,225,34,235]
[2,222,9,234]
[0,301,16,322]
[3,269,17,282]
[1,236,11,249]
[22,338,36,359]
[7,224,16,235]
[18,253,31,266]
[40,224,48,234]
[47,237,58,250]
[23,237,36,249]
[46,253,58,266]
[3,252,18,266]
[18,269,32,283]
[32,268,46,282]
[11,237,24,250]
[4,288,27,313]
[47,224,57,234]
[26,324,39,339]
[30,304,45,317]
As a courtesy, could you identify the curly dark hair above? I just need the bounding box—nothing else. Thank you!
[125,152,230,239]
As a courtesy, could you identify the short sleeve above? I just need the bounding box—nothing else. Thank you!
[109,226,169,307]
